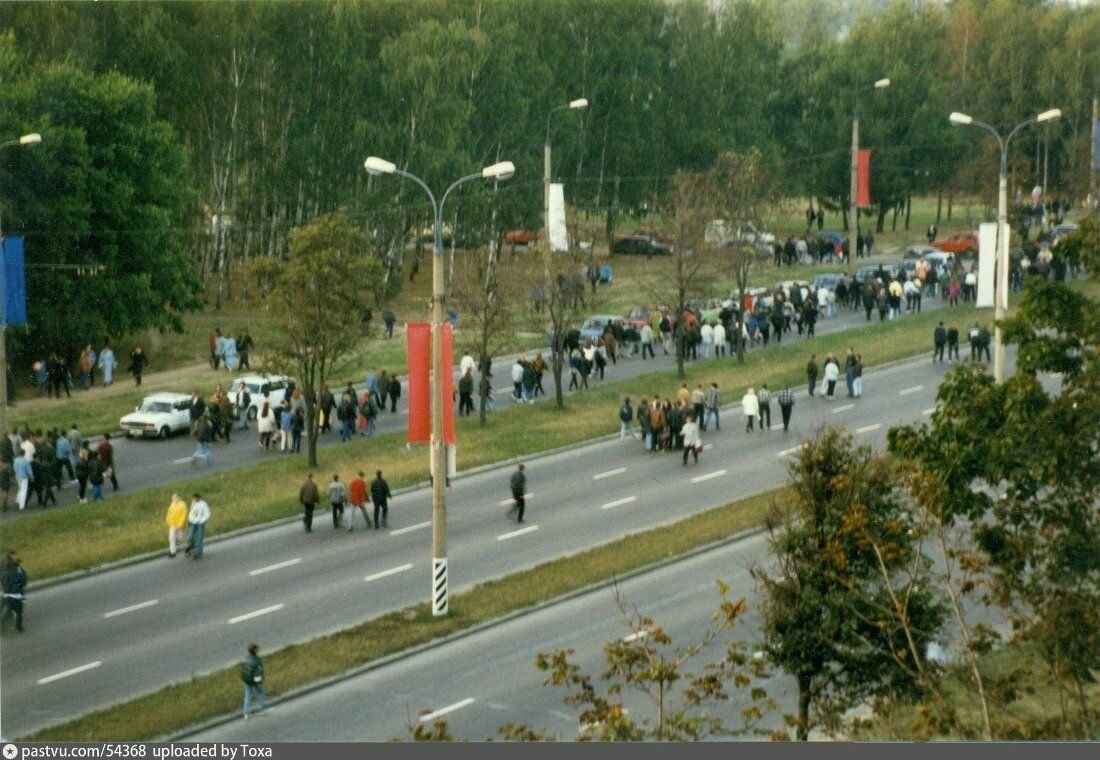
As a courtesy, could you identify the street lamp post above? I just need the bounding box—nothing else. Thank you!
[0,132,42,438]
[544,98,587,253]
[948,108,1061,383]
[364,156,514,616]
[850,79,889,242]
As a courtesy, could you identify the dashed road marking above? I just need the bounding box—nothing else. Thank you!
[249,558,302,577]
[228,604,284,625]
[601,496,637,510]
[365,563,414,583]
[593,467,626,480]
[778,445,804,457]
[899,385,924,396]
[622,630,649,643]
[38,661,102,685]
[856,423,882,434]
[498,493,533,506]
[390,521,431,536]
[691,469,727,484]
[922,407,937,416]
[419,698,476,723]
[103,600,159,619]
[172,457,195,465]
[497,525,539,541]
[832,404,855,413]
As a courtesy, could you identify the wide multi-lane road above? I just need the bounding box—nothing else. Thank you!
[1,346,977,738]
[1,270,961,523]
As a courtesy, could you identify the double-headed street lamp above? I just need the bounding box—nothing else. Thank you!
[364,156,515,617]
[0,132,43,437]
[850,78,890,241]
[544,98,587,250]
[948,108,1062,383]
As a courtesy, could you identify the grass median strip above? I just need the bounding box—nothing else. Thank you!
[23,486,778,741]
[6,302,984,580]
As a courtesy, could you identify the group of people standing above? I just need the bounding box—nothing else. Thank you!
[209,328,253,371]
[1,424,117,509]
[35,340,146,397]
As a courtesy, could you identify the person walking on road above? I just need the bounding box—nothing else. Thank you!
[192,414,213,465]
[853,353,864,398]
[933,322,947,362]
[757,384,773,431]
[947,324,960,363]
[241,643,270,719]
[806,354,818,398]
[370,470,392,529]
[681,413,702,465]
[327,473,347,530]
[823,353,840,400]
[777,385,796,432]
[166,492,188,557]
[703,382,721,432]
[618,397,637,441]
[185,494,210,559]
[14,452,32,511]
[742,388,760,433]
[347,471,371,531]
[509,463,526,523]
[1,550,28,633]
[844,347,857,397]
[97,433,119,491]
[299,473,319,533]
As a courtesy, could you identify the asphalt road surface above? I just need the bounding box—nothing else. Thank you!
[1,273,963,524]
[0,347,995,738]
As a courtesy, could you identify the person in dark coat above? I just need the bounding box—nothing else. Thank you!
[128,346,148,386]
[299,473,319,533]
[509,463,526,523]
[806,354,819,397]
[370,470,392,529]
[1,550,28,633]
[387,374,401,413]
[241,642,269,718]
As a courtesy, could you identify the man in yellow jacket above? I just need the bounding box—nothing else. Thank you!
[166,492,188,557]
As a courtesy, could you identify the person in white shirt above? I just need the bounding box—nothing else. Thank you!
[510,360,524,402]
[741,387,760,433]
[681,414,702,465]
[712,322,727,357]
[700,322,714,358]
[186,494,211,559]
[824,356,841,400]
[639,324,655,360]
[459,352,476,378]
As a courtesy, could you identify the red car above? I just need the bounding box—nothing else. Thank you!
[932,231,979,257]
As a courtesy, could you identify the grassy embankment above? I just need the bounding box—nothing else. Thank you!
[25,487,779,741]
[8,301,985,581]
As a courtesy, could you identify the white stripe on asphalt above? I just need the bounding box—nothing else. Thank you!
[622,630,649,643]
[601,496,637,510]
[922,407,937,416]
[37,661,102,685]
[498,493,533,506]
[249,558,302,577]
[228,604,284,625]
[593,467,626,480]
[390,521,431,536]
[103,599,159,619]
[856,424,882,434]
[899,385,924,395]
[419,697,476,723]
[832,404,855,413]
[778,445,804,457]
[172,457,195,465]
[691,469,727,484]
[365,563,414,583]
[770,424,784,431]
[703,443,715,449]
[497,525,539,541]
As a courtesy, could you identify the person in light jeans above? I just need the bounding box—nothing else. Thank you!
[186,494,210,559]
[165,492,188,557]
[241,643,270,719]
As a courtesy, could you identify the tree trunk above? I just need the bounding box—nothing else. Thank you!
[936,190,943,224]
[796,673,813,741]
[904,193,912,231]
[552,347,565,409]
[306,393,319,468]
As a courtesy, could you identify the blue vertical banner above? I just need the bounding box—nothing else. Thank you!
[1,236,28,326]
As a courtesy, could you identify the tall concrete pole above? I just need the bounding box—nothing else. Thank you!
[850,113,860,239]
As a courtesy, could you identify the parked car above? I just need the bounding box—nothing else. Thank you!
[771,280,811,301]
[612,235,672,256]
[624,308,654,331]
[905,244,942,259]
[120,392,193,439]
[920,250,956,271]
[1051,222,1078,246]
[854,261,902,285]
[932,231,979,256]
[578,315,623,343]
[230,374,290,420]
[811,273,845,294]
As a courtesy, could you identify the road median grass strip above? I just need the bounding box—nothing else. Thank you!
[5,302,983,580]
[24,488,778,741]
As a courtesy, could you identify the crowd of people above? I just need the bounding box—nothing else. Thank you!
[0,423,117,509]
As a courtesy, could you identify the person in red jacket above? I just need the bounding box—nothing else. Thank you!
[97,433,119,491]
[347,470,371,531]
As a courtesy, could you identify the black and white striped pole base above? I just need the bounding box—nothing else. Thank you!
[432,557,448,616]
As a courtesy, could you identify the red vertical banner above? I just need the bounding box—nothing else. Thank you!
[441,323,456,444]
[406,323,430,443]
[857,149,871,208]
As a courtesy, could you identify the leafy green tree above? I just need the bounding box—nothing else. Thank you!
[253,211,378,467]
[755,426,945,740]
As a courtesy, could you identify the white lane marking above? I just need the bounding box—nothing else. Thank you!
[390,521,431,536]
[498,493,533,506]
[365,563,414,583]
[497,525,539,541]
[228,604,285,625]
[856,423,882,434]
[249,558,302,577]
[103,599,159,619]
[691,469,727,484]
[622,630,649,643]
[419,697,476,723]
[593,467,626,480]
[770,424,784,431]
[37,661,102,685]
[601,496,637,510]
[703,443,714,449]
[922,407,937,416]
[832,404,855,413]
[899,385,924,396]
[172,457,195,465]
[778,445,804,457]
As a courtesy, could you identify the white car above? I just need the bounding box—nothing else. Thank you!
[120,392,193,439]
[230,374,290,420]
